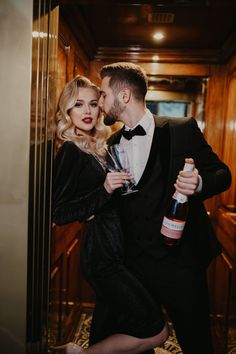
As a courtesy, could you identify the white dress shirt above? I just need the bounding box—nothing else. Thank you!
[120,110,203,192]
[120,109,155,184]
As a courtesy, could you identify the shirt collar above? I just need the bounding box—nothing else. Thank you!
[124,109,154,134]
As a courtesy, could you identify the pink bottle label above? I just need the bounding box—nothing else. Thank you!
[161,217,186,239]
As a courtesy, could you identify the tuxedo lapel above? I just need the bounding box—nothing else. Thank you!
[136,126,159,189]
[155,119,172,202]
[137,116,171,194]
[108,116,173,200]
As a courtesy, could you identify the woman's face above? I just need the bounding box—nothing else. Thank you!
[69,87,100,133]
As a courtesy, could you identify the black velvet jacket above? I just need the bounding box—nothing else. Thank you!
[52,141,111,225]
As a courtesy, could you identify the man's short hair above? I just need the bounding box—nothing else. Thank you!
[100,62,148,101]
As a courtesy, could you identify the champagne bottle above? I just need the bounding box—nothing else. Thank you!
[160,159,194,246]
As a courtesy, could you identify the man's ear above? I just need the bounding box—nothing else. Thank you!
[118,87,131,104]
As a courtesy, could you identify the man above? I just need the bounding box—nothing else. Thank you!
[96,62,231,354]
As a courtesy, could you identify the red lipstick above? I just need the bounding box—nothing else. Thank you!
[82,117,93,124]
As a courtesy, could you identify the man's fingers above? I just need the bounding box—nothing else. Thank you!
[174,184,196,195]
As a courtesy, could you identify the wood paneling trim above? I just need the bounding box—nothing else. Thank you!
[67,239,79,256]
[57,16,91,99]
[221,70,236,207]
[89,60,210,85]
[216,207,236,262]
[214,252,233,354]
[60,5,96,60]
[51,266,59,279]
[52,222,83,262]
[219,30,236,64]
[95,47,219,64]
[141,63,210,76]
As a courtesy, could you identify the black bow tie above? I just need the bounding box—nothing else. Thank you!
[122,125,146,140]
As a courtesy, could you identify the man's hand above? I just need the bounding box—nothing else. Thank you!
[175,159,200,196]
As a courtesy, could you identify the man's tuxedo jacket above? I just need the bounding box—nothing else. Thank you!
[108,116,231,268]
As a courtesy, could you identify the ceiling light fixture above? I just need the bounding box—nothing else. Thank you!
[153,32,164,40]
[152,55,160,61]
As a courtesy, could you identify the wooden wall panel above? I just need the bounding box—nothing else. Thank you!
[57,44,67,103]
[203,57,236,212]
[204,65,227,156]
[50,13,96,347]
[207,57,236,354]
[49,223,95,347]
[221,56,236,208]
[209,207,236,354]
[203,65,227,216]
[57,16,90,101]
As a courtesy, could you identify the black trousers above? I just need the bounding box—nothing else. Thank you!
[89,251,214,354]
[125,252,214,354]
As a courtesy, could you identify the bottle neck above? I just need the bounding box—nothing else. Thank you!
[172,160,194,203]
[173,191,188,203]
[183,162,194,172]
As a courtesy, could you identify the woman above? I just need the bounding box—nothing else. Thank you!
[52,75,168,354]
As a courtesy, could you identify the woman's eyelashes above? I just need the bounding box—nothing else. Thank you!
[74,102,82,108]
[74,101,98,108]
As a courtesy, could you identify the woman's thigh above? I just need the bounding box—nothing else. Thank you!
[90,263,165,338]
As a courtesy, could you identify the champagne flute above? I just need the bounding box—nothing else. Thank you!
[107,144,138,196]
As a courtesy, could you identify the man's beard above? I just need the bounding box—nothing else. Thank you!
[103,115,116,126]
[103,97,124,126]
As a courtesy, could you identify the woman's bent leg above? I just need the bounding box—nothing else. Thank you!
[84,323,168,354]
[52,324,168,354]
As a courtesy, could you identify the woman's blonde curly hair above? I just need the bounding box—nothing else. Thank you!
[56,75,110,157]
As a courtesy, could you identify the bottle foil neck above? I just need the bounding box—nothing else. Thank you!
[173,191,188,203]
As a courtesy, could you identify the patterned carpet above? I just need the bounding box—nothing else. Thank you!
[73,311,182,353]
[73,309,236,354]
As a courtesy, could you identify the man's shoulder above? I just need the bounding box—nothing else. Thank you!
[153,114,194,128]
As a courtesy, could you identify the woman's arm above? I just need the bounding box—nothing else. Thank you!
[52,142,111,225]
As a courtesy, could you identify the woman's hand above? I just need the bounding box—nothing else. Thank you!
[104,171,131,194]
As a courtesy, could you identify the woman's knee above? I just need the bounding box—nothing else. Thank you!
[152,323,168,347]
[138,323,169,352]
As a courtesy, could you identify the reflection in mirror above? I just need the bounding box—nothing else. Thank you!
[146,76,207,132]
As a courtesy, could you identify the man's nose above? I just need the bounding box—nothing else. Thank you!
[98,96,103,108]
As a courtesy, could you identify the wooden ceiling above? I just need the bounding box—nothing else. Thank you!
[59,0,236,63]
